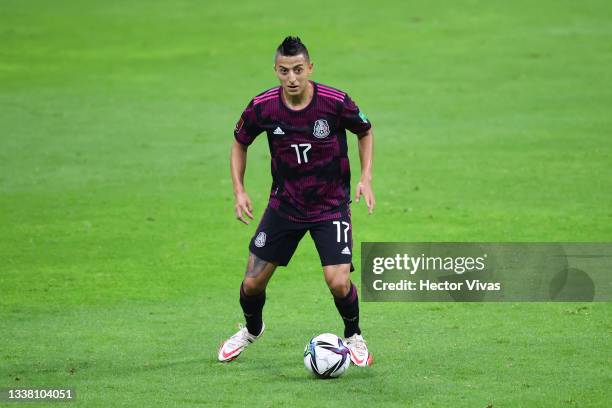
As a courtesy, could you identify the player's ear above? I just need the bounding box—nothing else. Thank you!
[272,55,278,72]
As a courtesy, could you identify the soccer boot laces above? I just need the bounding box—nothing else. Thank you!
[217,322,265,362]
[344,333,373,367]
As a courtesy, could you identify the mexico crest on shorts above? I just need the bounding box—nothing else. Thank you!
[313,119,330,139]
[254,232,266,248]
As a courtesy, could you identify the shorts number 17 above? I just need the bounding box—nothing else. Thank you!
[333,221,350,243]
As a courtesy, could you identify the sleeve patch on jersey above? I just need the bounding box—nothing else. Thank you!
[358,111,368,123]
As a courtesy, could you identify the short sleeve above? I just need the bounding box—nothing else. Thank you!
[340,94,372,135]
[234,99,263,146]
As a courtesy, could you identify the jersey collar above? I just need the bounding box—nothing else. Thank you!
[279,81,317,114]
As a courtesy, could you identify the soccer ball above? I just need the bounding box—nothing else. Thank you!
[303,333,350,379]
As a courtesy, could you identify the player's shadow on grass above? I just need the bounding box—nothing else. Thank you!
[279,368,374,383]
[214,356,374,382]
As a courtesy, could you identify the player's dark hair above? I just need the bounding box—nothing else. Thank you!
[275,36,310,61]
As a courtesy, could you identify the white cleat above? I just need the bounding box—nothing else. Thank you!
[217,323,265,362]
[345,333,373,367]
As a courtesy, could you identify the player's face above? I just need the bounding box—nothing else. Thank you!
[274,54,313,96]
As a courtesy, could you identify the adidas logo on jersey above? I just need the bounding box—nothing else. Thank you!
[273,127,285,135]
[341,246,351,255]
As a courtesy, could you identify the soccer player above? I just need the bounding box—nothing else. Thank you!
[218,36,375,367]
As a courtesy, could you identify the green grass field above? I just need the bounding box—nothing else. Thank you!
[1,0,611,406]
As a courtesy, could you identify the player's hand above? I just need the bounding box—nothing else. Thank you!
[234,191,254,225]
[355,179,375,214]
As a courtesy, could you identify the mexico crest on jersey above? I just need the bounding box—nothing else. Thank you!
[313,119,330,139]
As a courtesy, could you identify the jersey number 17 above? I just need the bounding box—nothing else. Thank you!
[290,143,311,164]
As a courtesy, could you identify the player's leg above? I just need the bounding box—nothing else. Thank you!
[310,212,358,337]
[310,212,373,367]
[218,208,304,362]
[323,263,360,336]
[322,264,372,366]
[218,252,276,363]
[240,252,277,337]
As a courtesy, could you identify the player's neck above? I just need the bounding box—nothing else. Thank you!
[282,81,314,110]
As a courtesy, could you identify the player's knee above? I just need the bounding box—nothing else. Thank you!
[326,275,350,298]
[324,264,351,296]
[242,278,266,296]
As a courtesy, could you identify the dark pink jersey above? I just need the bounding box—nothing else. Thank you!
[234,81,371,222]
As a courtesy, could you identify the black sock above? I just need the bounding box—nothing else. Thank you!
[239,283,265,336]
[333,282,361,338]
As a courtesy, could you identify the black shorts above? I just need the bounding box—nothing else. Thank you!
[249,207,353,269]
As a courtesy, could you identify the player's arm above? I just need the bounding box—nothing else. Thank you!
[230,140,254,225]
[355,129,375,214]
